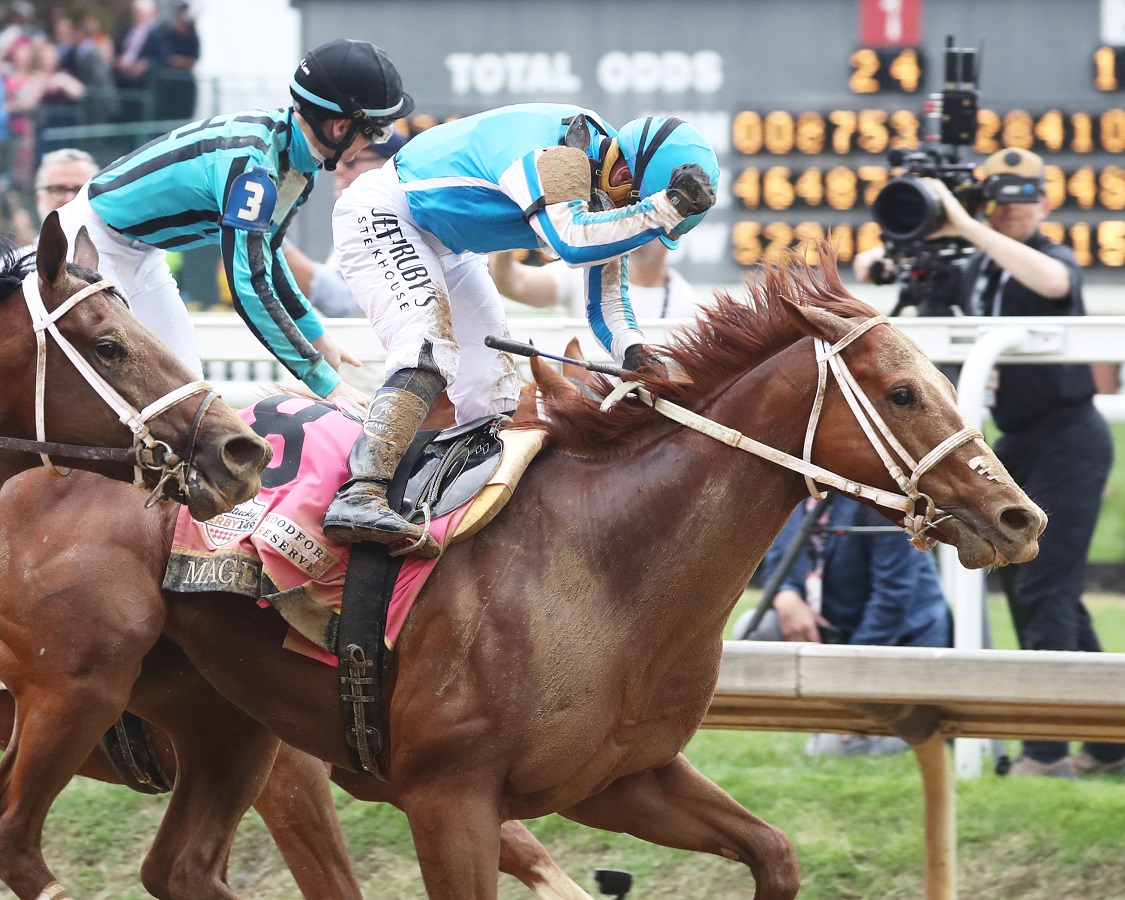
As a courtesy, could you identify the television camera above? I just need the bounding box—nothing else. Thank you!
[867,38,984,316]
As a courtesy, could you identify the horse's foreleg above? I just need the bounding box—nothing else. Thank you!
[401,784,502,900]
[253,746,363,900]
[0,677,142,899]
[498,821,593,900]
[560,753,800,900]
[138,694,280,900]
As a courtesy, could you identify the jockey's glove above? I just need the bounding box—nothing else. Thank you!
[622,343,668,378]
[666,163,716,218]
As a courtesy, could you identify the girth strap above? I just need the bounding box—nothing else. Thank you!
[336,426,438,777]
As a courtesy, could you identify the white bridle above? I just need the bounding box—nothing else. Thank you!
[21,271,214,503]
[601,315,981,550]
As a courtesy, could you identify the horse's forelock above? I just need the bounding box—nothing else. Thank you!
[534,242,880,458]
[0,238,32,301]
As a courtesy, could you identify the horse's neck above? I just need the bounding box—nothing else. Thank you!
[539,352,813,633]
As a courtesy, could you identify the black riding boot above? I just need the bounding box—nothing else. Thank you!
[322,367,445,555]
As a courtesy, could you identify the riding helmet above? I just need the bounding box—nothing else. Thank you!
[609,116,720,247]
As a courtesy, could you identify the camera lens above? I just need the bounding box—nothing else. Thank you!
[872,176,945,242]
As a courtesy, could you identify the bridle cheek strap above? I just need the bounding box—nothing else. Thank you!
[600,315,982,550]
[22,273,211,483]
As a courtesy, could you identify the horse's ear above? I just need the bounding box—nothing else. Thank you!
[561,337,598,390]
[786,301,854,344]
[36,210,68,286]
[530,353,580,401]
[72,226,100,272]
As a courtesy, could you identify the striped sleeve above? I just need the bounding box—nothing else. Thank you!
[217,155,338,397]
[582,257,645,362]
[497,151,685,266]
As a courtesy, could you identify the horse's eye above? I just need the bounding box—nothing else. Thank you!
[890,386,915,407]
[94,340,123,361]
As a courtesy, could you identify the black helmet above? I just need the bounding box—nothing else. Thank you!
[290,39,414,170]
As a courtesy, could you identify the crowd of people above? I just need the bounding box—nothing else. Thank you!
[0,0,198,203]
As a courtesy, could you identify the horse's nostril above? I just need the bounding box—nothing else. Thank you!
[222,435,272,472]
[1000,505,1043,537]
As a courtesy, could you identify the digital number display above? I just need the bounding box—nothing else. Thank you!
[727,103,1125,269]
[728,219,1125,269]
[730,108,1125,157]
[849,47,925,94]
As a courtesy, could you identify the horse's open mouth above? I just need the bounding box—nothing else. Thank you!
[931,509,1040,569]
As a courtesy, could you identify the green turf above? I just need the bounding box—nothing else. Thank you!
[26,591,1125,899]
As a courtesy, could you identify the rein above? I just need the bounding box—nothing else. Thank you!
[600,315,981,550]
[7,272,217,506]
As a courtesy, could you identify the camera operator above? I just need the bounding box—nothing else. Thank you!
[919,147,1124,779]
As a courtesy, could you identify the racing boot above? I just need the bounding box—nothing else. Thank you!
[322,367,445,556]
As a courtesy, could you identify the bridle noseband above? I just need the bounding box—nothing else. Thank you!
[601,315,981,550]
[0,272,219,506]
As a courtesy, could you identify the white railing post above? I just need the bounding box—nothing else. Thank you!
[950,326,1032,779]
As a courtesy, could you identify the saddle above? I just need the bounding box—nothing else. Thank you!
[336,415,544,777]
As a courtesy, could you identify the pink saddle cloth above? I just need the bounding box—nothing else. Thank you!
[163,396,471,666]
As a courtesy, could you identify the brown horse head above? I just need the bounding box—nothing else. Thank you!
[531,246,1044,570]
[0,212,273,520]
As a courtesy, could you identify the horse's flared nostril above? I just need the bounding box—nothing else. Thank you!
[1000,504,1046,539]
[221,435,272,473]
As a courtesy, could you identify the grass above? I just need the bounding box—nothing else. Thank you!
[24,592,1125,899]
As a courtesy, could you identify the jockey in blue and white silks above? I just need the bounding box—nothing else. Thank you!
[325,102,719,554]
[55,40,410,402]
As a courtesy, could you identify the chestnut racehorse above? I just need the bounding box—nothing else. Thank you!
[0,250,1045,898]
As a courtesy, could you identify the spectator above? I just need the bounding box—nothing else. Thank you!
[489,238,702,318]
[62,9,120,124]
[113,0,166,119]
[0,1,38,61]
[917,147,1125,779]
[284,129,408,318]
[37,39,86,148]
[737,493,951,757]
[0,188,34,246]
[4,35,45,189]
[322,105,718,554]
[157,0,198,120]
[54,38,411,406]
[29,147,98,236]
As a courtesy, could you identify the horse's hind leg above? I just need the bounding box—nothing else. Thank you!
[253,745,363,899]
[498,821,593,900]
[0,677,144,899]
[560,753,800,900]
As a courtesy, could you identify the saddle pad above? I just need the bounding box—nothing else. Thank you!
[162,396,542,667]
[448,427,546,545]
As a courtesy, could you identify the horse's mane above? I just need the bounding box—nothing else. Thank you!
[0,234,33,301]
[532,244,880,459]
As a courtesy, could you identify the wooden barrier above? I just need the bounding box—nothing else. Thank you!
[705,641,1125,899]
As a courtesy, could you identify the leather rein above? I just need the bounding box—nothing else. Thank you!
[0,273,218,507]
[601,315,981,550]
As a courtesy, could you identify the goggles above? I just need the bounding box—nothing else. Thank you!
[358,115,398,144]
[597,139,633,207]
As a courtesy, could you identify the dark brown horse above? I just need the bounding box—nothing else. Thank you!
[0,251,1045,898]
[0,211,271,519]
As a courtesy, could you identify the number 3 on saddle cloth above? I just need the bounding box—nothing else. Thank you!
[162,394,545,665]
